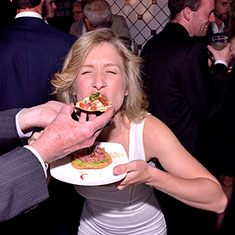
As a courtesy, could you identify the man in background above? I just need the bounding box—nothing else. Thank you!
[71,0,84,22]
[0,0,76,113]
[0,0,76,232]
[141,0,232,234]
[211,0,233,34]
[70,0,137,54]
[199,0,234,44]
[70,0,131,40]
[42,0,57,23]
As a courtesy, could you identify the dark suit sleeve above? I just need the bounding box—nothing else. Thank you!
[180,43,227,120]
[0,147,49,222]
[140,41,152,94]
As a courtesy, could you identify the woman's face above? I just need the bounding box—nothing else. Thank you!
[74,42,127,112]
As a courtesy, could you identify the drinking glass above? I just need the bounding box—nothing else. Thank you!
[210,35,228,50]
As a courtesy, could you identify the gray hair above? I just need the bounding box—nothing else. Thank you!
[83,0,112,28]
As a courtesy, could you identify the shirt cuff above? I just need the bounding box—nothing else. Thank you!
[214,60,228,67]
[24,145,48,178]
[15,111,33,138]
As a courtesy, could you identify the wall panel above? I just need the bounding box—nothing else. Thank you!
[107,0,170,54]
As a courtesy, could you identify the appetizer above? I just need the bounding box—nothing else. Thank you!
[75,92,111,112]
[71,145,112,169]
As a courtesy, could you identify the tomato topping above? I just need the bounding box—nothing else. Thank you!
[84,104,90,110]
[99,96,108,106]
[90,104,97,111]
[79,103,85,108]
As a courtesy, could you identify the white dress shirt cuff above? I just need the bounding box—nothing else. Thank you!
[215,60,228,67]
[24,145,48,178]
[15,111,33,138]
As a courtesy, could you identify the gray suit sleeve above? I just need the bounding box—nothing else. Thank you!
[0,109,21,145]
[0,109,49,221]
[0,147,49,222]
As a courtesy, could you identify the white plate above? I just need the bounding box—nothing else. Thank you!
[50,142,128,186]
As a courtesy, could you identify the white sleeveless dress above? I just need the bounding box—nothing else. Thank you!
[75,118,167,235]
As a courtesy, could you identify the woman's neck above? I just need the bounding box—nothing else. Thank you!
[97,113,130,145]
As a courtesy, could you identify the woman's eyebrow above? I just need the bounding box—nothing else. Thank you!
[80,64,94,69]
[104,63,121,69]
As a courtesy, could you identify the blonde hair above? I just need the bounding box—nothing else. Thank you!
[51,30,149,121]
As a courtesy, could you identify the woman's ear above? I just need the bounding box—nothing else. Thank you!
[125,89,128,96]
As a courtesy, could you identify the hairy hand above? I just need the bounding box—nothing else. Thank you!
[30,105,114,163]
[18,101,65,131]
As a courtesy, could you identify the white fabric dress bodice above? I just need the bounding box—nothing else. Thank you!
[75,118,167,235]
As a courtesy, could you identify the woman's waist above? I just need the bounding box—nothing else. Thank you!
[76,184,154,208]
[84,191,161,215]
[80,193,165,233]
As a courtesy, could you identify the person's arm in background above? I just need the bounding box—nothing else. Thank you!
[0,101,114,222]
[179,43,231,120]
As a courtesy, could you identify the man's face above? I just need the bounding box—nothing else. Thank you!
[45,0,57,19]
[73,4,84,21]
[190,0,215,37]
[214,0,233,22]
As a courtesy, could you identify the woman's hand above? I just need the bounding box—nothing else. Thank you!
[113,160,152,190]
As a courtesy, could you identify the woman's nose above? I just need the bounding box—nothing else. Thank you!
[92,72,106,90]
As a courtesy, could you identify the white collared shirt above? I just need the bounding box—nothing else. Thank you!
[211,22,225,34]
[15,111,47,177]
[15,11,43,20]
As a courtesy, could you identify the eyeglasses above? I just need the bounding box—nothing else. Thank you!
[74,11,83,14]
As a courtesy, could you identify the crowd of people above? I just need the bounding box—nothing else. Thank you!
[0,0,235,234]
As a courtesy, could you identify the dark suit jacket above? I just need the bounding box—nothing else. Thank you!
[0,17,76,111]
[141,23,228,158]
[0,109,48,222]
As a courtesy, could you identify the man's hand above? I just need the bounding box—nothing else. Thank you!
[207,43,233,65]
[29,104,114,163]
[18,101,65,131]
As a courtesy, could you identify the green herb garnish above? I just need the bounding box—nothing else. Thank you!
[89,92,100,102]
[72,158,109,165]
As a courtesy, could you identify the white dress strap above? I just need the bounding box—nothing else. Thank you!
[128,118,147,161]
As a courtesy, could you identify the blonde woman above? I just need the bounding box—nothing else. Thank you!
[51,30,227,235]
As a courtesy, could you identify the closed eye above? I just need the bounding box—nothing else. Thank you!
[106,70,117,74]
[81,71,92,75]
